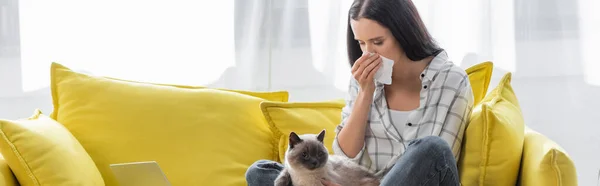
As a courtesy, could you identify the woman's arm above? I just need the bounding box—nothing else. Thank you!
[333,54,380,159]
[336,90,373,158]
[332,79,373,159]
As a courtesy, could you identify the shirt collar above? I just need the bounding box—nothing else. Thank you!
[419,50,448,82]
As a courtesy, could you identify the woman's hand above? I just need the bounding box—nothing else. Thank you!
[321,179,342,186]
[351,53,382,93]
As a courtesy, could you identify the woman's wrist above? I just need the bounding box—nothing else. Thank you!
[357,89,375,102]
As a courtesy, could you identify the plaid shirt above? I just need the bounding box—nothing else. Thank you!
[332,51,474,176]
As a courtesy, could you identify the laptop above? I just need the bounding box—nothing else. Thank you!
[110,161,172,186]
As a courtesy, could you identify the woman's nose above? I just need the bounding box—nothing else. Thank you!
[364,44,375,54]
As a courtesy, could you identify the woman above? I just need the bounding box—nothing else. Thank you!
[246,0,473,185]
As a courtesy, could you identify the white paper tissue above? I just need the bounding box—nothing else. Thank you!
[375,55,394,85]
[365,52,394,85]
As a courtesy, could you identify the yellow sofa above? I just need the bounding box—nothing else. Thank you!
[0,62,577,186]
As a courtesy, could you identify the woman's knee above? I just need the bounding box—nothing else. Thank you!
[391,136,459,185]
[246,160,275,175]
[410,136,448,148]
[245,159,283,183]
[250,159,277,167]
[408,136,453,159]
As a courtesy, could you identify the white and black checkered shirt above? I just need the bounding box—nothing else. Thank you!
[332,51,474,177]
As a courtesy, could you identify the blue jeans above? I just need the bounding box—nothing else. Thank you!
[245,136,459,186]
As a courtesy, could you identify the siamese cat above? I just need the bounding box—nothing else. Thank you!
[274,130,380,186]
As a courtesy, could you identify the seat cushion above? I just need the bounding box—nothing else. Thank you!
[518,127,578,186]
[0,110,103,186]
[50,62,288,186]
[458,73,525,186]
[260,100,345,162]
[465,62,493,106]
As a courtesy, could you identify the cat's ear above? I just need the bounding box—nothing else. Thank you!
[316,129,325,143]
[289,132,303,149]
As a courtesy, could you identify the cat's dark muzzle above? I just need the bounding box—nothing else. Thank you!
[306,161,324,170]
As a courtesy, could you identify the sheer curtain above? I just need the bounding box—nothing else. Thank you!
[18,0,237,92]
[16,0,354,100]
[1,0,598,184]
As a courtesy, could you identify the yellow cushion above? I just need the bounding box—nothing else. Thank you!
[0,110,104,186]
[50,62,288,186]
[260,99,345,162]
[519,127,578,186]
[458,73,525,186]
[465,62,493,106]
[103,76,289,102]
[0,154,17,186]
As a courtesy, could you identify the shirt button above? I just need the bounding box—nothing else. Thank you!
[420,74,425,78]
[407,123,413,126]
[423,85,428,89]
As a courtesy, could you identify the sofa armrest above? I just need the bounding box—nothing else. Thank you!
[0,154,18,186]
[519,127,578,186]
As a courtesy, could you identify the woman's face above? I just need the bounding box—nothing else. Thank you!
[350,18,404,62]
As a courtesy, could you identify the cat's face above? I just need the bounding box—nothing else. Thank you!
[286,130,328,170]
